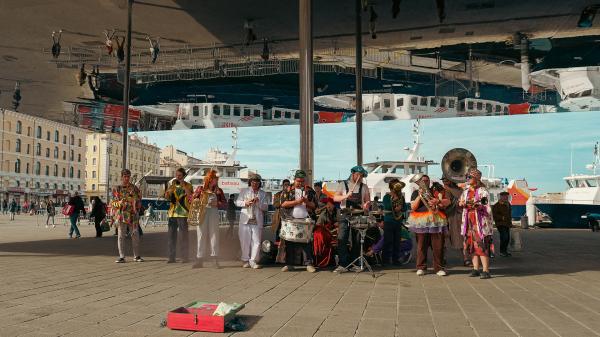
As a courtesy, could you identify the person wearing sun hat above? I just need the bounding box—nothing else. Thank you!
[332,165,371,273]
[236,173,268,269]
[276,169,318,272]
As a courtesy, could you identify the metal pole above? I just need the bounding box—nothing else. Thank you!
[355,0,363,166]
[121,0,133,170]
[299,0,314,184]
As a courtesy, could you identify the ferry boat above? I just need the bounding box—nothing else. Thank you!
[314,93,557,121]
[533,142,600,228]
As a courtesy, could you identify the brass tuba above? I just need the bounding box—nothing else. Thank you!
[391,181,406,221]
[441,148,477,183]
[188,189,214,226]
[409,173,435,209]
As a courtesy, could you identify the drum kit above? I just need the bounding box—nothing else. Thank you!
[344,209,378,277]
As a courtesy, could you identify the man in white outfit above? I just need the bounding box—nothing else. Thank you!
[236,174,268,269]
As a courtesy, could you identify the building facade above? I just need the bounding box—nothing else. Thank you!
[85,133,160,201]
[159,145,203,177]
[0,109,87,205]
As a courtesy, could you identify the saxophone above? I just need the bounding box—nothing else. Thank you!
[188,188,214,226]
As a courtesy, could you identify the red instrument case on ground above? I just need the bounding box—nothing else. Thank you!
[166,301,244,333]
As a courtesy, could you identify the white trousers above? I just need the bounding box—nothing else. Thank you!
[239,222,262,266]
[196,208,219,258]
[117,222,140,258]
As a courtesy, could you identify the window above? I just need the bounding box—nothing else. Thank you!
[63,135,66,144]
[459,101,465,111]
[233,106,241,116]
[69,167,73,178]
[485,103,492,113]
[243,108,251,117]
[78,154,81,162]
[284,111,291,119]
[14,159,20,173]
[383,99,391,108]
[294,112,300,120]
[92,171,97,178]
[430,98,437,107]
[467,101,474,110]
[26,163,29,174]
[36,143,41,156]
[62,151,66,160]
[254,109,261,117]
[420,97,427,106]
[36,182,40,189]
[396,98,404,107]
[36,126,42,138]
[54,147,58,158]
[15,139,21,153]
[586,179,598,187]
[449,99,455,109]
[77,170,81,179]
[92,184,96,191]
[45,183,49,189]
[46,131,50,141]
[495,105,501,113]
[45,148,50,157]
[439,98,447,108]
[213,105,220,115]
[55,130,59,142]
[503,106,509,114]
[62,168,66,177]
[223,105,231,116]
[70,150,74,161]
[192,106,200,117]
[70,135,74,145]
[411,96,418,105]
[35,162,41,175]
[374,102,381,110]
[62,184,65,190]
[93,158,96,165]
[45,165,49,176]
[476,102,483,110]
[78,139,81,147]
[27,127,31,136]
[26,144,30,154]
[93,145,97,152]
[54,183,57,189]
[16,121,22,134]
[274,110,281,118]
[54,164,58,176]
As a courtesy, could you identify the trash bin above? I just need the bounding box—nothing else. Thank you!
[520,215,529,229]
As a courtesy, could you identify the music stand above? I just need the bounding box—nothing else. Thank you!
[344,220,376,278]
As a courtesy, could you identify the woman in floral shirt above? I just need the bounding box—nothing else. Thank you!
[112,169,143,263]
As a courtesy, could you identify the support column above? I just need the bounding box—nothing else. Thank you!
[355,0,363,166]
[121,0,133,170]
[299,0,314,184]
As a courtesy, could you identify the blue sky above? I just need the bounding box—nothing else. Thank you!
[137,111,600,194]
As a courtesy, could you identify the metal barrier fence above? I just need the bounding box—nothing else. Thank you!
[140,210,274,227]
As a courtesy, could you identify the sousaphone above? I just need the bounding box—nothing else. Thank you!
[441,148,477,183]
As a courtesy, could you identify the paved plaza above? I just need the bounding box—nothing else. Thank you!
[1,214,600,337]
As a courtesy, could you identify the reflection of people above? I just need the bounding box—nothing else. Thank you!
[460,168,494,279]
[236,174,268,269]
[276,170,317,273]
[407,174,450,276]
[165,168,193,263]
[492,191,512,257]
[51,30,62,59]
[192,170,226,268]
[147,36,160,63]
[112,169,143,263]
[332,166,371,273]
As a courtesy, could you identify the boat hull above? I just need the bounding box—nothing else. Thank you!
[534,202,600,228]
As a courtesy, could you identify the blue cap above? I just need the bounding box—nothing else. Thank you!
[351,165,368,177]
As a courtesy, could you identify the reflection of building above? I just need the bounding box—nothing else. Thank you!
[0,109,87,204]
[85,133,160,201]
[159,145,203,177]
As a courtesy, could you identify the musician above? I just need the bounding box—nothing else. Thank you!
[313,197,337,268]
[271,179,290,241]
[164,168,193,264]
[236,174,268,269]
[276,170,317,273]
[191,170,227,269]
[441,176,469,266]
[382,178,405,265]
[111,169,143,263]
[313,181,329,216]
[332,166,371,273]
[407,174,450,276]
[460,168,494,279]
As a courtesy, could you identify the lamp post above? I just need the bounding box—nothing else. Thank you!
[106,140,113,203]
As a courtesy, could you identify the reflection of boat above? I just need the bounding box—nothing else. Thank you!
[533,142,600,228]
[314,93,557,121]
[530,66,600,111]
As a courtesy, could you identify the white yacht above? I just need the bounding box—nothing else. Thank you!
[533,142,600,228]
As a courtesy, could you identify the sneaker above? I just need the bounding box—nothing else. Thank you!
[416,269,425,276]
[436,270,447,277]
[134,256,144,262]
[242,262,251,268]
[333,266,347,273]
[480,271,492,279]
[252,264,262,269]
[115,257,125,263]
[469,269,481,277]
[192,259,203,269]
[306,265,317,273]
[281,265,293,272]
[499,252,512,257]
[75,235,81,239]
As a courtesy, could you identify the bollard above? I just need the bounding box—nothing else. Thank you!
[520,215,529,229]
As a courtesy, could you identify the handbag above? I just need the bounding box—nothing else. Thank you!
[100,218,110,232]
[62,204,75,216]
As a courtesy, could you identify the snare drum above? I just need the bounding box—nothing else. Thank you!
[348,215,377,229]
[280,218,315,243]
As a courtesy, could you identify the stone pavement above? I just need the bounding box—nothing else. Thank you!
[1,213,600,337]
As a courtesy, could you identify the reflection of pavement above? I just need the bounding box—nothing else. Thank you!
[1,214,600,337]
